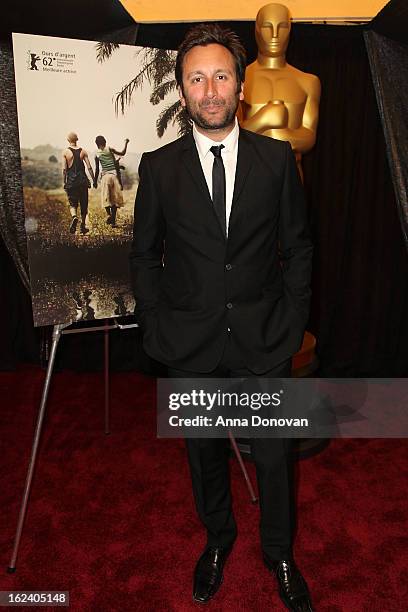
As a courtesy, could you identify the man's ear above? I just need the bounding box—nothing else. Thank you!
[239,81,244,101]
[178,85,186,108]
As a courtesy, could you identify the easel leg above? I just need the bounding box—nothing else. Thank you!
[104,320,110,435]
[7,324,64,573]
[228,430,258,504]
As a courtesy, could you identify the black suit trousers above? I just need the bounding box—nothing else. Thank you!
[168,332,295,561]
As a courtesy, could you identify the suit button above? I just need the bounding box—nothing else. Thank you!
[226,302,233,309]
[225,263,232,271]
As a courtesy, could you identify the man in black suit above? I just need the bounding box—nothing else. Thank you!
[130,24,314,612]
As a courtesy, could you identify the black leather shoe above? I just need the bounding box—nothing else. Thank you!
[193,546,231,604]
[264,556,314,612]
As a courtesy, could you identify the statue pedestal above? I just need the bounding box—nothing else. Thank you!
[292,331,318,377]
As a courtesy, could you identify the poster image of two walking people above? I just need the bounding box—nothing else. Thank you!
[13,33,180,326]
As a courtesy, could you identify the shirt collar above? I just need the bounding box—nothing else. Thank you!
[192,117,239,158]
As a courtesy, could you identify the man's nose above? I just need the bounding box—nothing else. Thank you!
[205,79,216,98]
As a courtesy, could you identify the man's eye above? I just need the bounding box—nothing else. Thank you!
[192,77,202,83]
[216,75,227,80]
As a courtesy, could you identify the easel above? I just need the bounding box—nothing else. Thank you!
[7,319,257,572]
[7,318,135,572]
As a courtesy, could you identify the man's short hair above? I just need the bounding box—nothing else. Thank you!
[95,135,106,148]
[67,132,78,143]
[175,23,247,92]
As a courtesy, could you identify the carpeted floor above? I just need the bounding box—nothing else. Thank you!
[0,365,407,611]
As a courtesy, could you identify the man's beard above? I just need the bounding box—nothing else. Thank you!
[184,94,240,132]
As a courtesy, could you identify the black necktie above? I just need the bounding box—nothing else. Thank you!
[210,144,226,237]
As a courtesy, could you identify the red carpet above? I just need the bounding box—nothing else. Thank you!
[0,365,407,611]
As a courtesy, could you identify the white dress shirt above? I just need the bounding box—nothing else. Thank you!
[192,118,239,236]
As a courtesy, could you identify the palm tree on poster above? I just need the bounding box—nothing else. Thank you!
[96,42,191,137]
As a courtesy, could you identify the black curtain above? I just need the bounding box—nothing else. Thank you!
[0,234,39,369]
[364,31,408,251]
[292,26,408,375]
[2,22,408,376]
[0,41,30,290]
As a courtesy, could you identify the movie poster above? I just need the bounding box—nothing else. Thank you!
[12,33,180,326]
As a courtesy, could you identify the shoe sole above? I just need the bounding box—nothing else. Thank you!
[279,593,313,612]
[192,575,223,605]
[278,583,314,612]
[264,564,313,612]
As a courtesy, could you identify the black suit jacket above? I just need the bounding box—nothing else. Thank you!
[129,128,313,374]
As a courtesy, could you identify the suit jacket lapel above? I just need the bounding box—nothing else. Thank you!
[181,131,226,241]
[181,132,211,202]
[179,128,254,239]
[230,129,253,225]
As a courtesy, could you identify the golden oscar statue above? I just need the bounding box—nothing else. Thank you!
[239,2,321,377]
[239,2,321,180]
